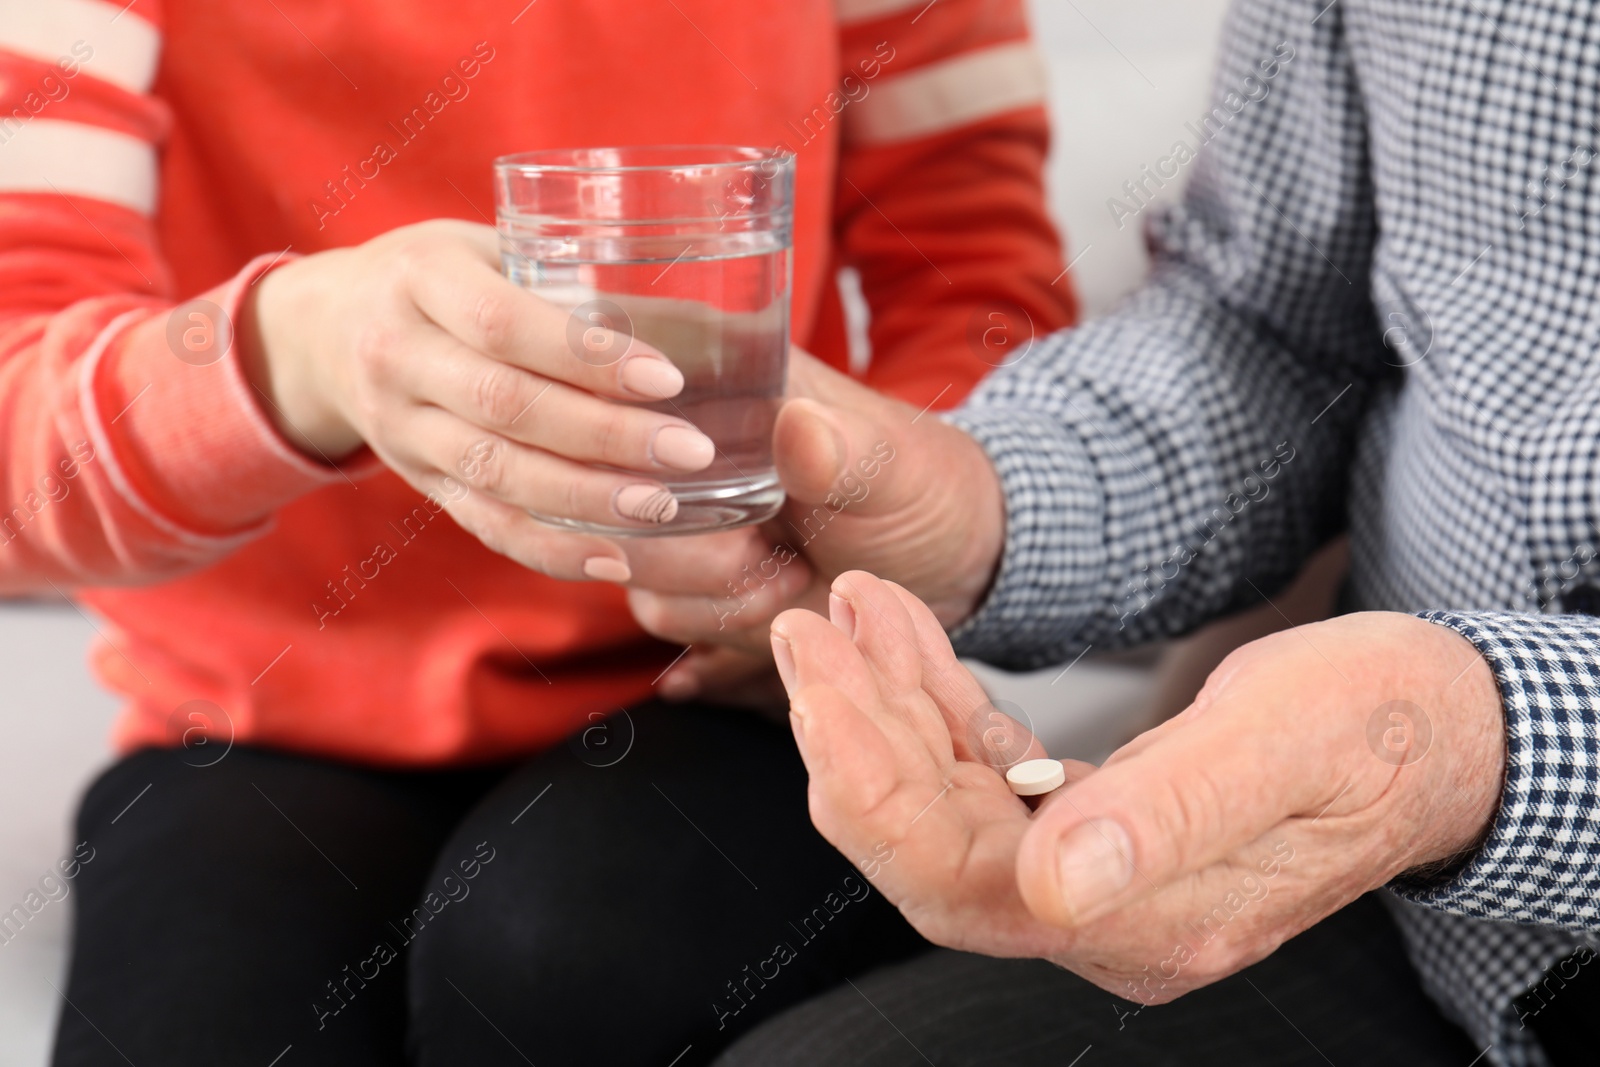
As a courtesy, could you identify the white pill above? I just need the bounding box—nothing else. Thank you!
[1006,758,1066,797]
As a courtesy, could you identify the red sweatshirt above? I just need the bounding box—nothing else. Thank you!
[0,0,1074,766]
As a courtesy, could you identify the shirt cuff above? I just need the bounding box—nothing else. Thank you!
[1395,610,1600,930]
[85,253,383,540]
[940,404,1106,667]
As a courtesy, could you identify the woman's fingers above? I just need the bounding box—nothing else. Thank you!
[388,325,715,473]
[383,407,683,531]
[400,225,686,402]
[249,219,729,574]
[436,486,627,582]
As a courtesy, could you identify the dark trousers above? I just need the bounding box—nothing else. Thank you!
[53,698,1494,1067]
[716,893,1483,1067]
[51,704,924,1066]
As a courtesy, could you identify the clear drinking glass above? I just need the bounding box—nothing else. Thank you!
[494,146,795,536]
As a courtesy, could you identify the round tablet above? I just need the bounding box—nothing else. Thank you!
[1005,758,1066,797]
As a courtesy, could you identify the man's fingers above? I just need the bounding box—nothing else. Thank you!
[1033,831,1312,1004]
[831,570,1042,769]
[790,682,954,882]
[880,577,1048,769]
[790,683,914,878]
[1057,759,1098,787]
[620,527,774,596]
[628,555,815,648]
[828,571,926,694]
[772,607,976,876]
[770,607,886,727]
[1015,697,1322,931]
[827,572,974,767]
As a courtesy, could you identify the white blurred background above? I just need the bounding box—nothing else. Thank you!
[0,3,1233,1062]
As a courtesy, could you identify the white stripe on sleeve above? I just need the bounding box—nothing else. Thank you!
[0,119,157,213]
[836,0,930,24]
[0,0,160,93]
[846,42,1048,145]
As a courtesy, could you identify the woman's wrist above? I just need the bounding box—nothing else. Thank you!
[237,255,365,460]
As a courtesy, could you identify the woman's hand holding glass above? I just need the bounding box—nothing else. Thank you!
[239,219,718,581]
[241,224,1004,693]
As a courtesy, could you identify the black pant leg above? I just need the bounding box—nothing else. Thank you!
[408,703,927,1067]
[52,746,501,1067]
[714,893,1480,1067]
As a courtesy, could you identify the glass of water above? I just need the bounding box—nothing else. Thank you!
[494,146,795,536]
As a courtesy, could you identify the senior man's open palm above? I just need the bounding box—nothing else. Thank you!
[771,571,1509,1004]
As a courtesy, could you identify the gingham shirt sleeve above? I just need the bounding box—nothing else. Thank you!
[1398,611,1600,931]
[946,0,1389,667]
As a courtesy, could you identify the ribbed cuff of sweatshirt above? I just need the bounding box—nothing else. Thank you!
[83,252,382,542]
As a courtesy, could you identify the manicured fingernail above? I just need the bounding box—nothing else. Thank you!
[829,593,857,641]
[582,556,631,583]
[1055,819,1134,924]
[771,632,798,692]
[615,484,678,524]
[620,357,684,400]
[651,425,716,472]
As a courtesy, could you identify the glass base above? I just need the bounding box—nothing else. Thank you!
[532,475,785,537]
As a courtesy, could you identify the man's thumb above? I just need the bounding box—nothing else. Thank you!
[774,397,908,515]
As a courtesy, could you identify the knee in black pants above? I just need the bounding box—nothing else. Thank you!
[52,746,499,1067]
[407,704,925,1067]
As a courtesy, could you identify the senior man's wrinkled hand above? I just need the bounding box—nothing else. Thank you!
[770,570,1507,1005]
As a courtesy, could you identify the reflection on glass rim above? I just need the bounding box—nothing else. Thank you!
[494,144,795,173]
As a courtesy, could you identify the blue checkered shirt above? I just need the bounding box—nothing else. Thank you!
[945,1,1600,1063]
